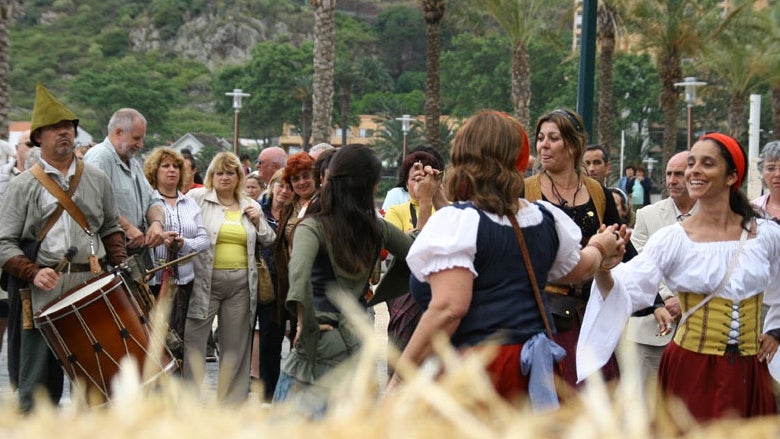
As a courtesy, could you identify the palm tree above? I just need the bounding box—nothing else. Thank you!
[292,75,313,151]
[596,0,620,151]
[473,0,560,128]
[764,4,780,139]
[422,0,445,154]
[626,0,738,164]
[0,1,12,139]
[701,7,768,141]
[311,0,336,146]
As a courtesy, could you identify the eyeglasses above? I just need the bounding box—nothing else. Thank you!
[256,159,263,165]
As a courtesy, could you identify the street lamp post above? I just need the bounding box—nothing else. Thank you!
[225,88,250,156]
[673,77,706,149]
[395,114,413,161]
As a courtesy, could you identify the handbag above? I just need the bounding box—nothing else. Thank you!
[256,255,275,304]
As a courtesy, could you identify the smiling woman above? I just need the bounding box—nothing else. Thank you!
[581,133,780,422]
[272,152,319,357]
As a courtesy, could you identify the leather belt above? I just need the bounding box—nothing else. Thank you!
[47,262,100,273]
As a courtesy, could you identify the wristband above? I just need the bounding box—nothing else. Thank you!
[586,241,608,259]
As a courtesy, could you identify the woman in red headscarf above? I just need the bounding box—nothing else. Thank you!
[386,111,627,408]
[580,133,780,422]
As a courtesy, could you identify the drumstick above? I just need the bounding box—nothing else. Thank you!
[144,252,198,276]
[53,246,78,273]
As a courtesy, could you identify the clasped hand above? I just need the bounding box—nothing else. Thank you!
[590,224,631,268]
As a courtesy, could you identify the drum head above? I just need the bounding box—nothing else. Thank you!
[38,274,118,317]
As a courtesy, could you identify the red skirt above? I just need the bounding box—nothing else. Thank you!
[484,343,530,401]
[658,341,778,421]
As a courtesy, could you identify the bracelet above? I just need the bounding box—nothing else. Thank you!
[586,241,608,259]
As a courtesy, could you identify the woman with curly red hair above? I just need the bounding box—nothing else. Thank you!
[272,152,318,345]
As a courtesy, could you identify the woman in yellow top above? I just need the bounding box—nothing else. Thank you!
[384,150,447,351]
[186,152,276,404]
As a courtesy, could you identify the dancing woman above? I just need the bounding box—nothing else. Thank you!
[579,133,780,421]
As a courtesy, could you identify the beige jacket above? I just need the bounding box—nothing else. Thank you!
[186,188,276,324]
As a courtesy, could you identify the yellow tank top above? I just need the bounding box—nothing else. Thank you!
[214,210,248,269]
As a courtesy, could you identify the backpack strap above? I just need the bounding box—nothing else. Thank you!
[29,160,88,240]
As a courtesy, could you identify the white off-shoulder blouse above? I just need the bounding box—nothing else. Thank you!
[577,219,780,383]
[406,199,583,284]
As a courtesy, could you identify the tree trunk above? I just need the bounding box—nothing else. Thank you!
[311,0,336,145]
[340,84,350,147]
[658,52,682,165]
[772,84,780,140]
[301,99,312,151]
[727,91,746,141]
[0,3,12,139]
[423,0,445,155]
[596,2,616,153]
[511,42,531,129]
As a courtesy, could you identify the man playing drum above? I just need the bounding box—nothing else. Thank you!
[0,83,128,412]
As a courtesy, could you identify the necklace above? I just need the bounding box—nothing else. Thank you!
[218,197,237,207]
[545,171,582,208]
[159,191,178,198]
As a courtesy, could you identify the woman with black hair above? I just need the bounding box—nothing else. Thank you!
[382,146,445,210]
[273,144,413,412]
[580,133,780,421]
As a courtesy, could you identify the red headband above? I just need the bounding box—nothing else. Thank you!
[515,126,530,172]
[484,110,530,172]
[699,133,745,191]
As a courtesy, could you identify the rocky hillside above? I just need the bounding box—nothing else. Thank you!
[12,0,406,71]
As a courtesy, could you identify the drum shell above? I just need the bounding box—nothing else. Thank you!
[34,271,175,401]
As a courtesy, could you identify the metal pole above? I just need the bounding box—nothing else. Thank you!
[576,0,597,138]
[402,132,408,161]
[225,88,250,157]
[620,130,625,176]
[233,109,240,156]
[747,94,762,199]
[687,104,694,150]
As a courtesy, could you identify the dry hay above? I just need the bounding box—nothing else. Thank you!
[0,292,777,439]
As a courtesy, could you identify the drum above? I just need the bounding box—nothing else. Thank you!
[34,271,177,402]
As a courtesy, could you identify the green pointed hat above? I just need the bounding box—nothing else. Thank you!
[29,82,79,146]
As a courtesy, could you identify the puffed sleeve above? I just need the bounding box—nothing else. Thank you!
[406,205,479,282]
[577,226,675,382]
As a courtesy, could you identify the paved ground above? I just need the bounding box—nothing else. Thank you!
[0,303,390,405]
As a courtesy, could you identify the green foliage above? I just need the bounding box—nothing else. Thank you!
[68,55,181,139]
[371,115,425,170]
[96,26,131,58]
[373,5,427,79]
[612,52,663,166]
[352,90,425,117]
[150,0,188,40]
[212,41,314,140]
[529,39,578,121]
[395,71,425,94]
[440,33,512,117]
